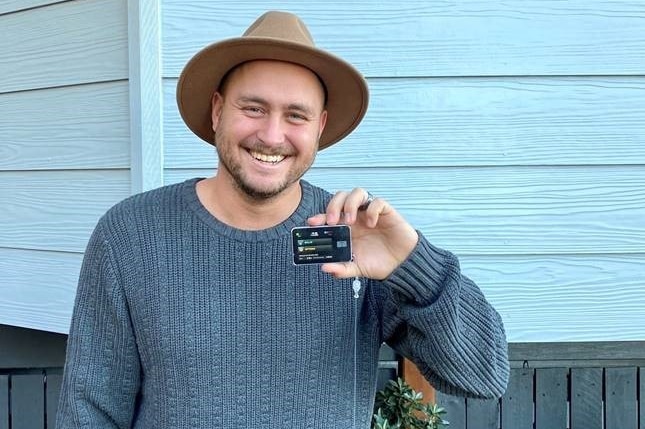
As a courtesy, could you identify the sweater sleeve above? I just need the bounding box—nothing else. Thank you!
[56,221,141,428]
[377,232,509,398]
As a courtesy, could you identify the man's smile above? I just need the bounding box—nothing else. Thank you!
[249,149,287,164]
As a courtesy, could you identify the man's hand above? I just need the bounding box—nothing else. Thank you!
[307,188,419,280]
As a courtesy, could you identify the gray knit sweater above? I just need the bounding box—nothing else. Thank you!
[56,178,509,428]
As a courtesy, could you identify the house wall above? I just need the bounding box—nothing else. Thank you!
[1,1,644,342]
[160,1,645,342]
[0,0,131,332]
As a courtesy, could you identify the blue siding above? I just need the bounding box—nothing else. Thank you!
[160,2,645,342]
[1,0,644,340]
[0,0,130,333]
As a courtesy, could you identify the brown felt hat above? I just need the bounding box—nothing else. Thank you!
[176,11,369,151]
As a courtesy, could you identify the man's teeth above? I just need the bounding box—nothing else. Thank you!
[250,151,285,163]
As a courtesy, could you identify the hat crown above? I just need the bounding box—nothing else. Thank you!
[242,11,315,47]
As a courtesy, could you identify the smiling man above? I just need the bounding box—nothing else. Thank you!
[56,11,509,429]
[198,60,327,229]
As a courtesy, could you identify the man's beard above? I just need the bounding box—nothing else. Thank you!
[215,138,316,201]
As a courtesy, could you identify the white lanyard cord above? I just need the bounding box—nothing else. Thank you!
[352,277,362,429]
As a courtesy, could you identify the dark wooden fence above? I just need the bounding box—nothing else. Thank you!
[0,325,66,429]
[0,369,63,429]
[435,342,645,429]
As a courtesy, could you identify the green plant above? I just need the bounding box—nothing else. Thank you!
[372,378,449,429]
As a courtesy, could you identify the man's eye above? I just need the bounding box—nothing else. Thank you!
[288,113,307,121]
[244,106,263,115]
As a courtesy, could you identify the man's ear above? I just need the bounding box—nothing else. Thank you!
[318,110,328,139]
[211,92,224,132]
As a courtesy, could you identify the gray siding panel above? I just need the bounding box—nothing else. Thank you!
[157,1,645,345]
[0,1,67,15]
[162,1,645,77]
[0,0,128,93]
[164,166,645,256]
[0,0,131,332]
[0,170,130,253]
[0,81,130,170]
[163,78,645,168]
[0,249,80,333]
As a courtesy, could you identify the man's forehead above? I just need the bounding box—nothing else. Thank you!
[220,60,327,103]
[220,60,326,108]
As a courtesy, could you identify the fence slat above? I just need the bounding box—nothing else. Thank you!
[638,367,645,429]
[46,372,64,428]
[466,398,499,429]
[501,368,533,429]
[435,392,466,429]
[535,368,568,429]
[0,375,8,429]
[11,373,45,429]
[570,367,602,429]
[605,367,638,429]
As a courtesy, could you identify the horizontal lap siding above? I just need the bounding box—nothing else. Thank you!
[0,81,130,170]
[0,0,128,93]
[0,0,130,331]
[0,170,131,252]
[160,1,645,343]
[163,77,645,168]
[165,166,645,255]
[3,0,643,338]
[161,1,645,77]
[0,170,130,330]
[0,249,83,333]
[0,1,68,15]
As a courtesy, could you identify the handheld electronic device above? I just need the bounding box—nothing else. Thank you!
[291,225,352,265]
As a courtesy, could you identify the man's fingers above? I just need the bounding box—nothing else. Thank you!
[325,191,349,225]
[326,188,373,225]
[306,213,327,226]
[361,196,388,228]
[321,261,360,279]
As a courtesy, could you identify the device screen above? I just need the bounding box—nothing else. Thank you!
[291,225,352,265]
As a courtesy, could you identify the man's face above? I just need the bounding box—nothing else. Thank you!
[211,60,328,200]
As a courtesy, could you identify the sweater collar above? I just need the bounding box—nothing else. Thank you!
[183,177,317,242]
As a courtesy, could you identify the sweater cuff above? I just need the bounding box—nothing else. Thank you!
[383,231,458,306]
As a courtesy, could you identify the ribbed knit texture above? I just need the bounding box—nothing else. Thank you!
[56,178,509,429]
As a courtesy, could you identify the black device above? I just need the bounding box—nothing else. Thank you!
[291,225,352,265]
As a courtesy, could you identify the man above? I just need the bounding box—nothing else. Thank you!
[57,11,509,428]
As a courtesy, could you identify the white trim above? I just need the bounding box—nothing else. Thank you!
[128,0,163,194]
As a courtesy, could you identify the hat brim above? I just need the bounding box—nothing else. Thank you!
[176,37,369,151]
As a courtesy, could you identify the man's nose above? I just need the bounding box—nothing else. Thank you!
[257,114,286,146]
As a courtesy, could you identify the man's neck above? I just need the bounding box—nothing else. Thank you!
[196,175,302,230]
